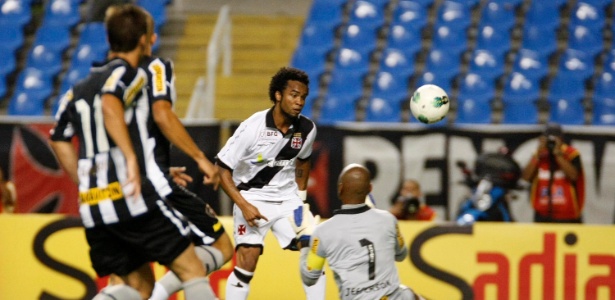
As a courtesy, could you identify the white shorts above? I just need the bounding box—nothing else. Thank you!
[232,198,303,250]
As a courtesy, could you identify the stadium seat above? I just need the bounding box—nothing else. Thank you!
[502,72,540,103]
[8,91,46,116]
[13,68,54,104]
[548,73,586,104]
[326,69,365,97]
[301,93,318,119]
[0,51,17,79]
[407,0,435,7]
[592,96,615,126]
[423,48,461,86]
[602,49,615,74]
[298,22,337,49]
[501,102,539,124]
[333,47,371,74]
[318,92,359,124]
[0,22,25,55]
[305,0,345,29]
[547,96,586,125]
[569,1,605,31]
[455,96,493,124]
[44,0,81,29]
[458,73,495,100]
[33,24,71,54]
[479,1,516,31]
[340,22,380,56]
[415,71,453,95]
[510,49,549,82]
[385,25,422,58]
[378,47,415,80]
[468,49,505,83]
[558,49,594,82]
[291,45,329,81]
[364,97,402,122]
[475,25,511,57]
[435,1,472,29]
[567,25,603,59]
[371,71,409,104]
[70,44,107,69]
[77,22,108,49]
[582,0,611,9]
[524,1,562,31]
[489,0,523,7]
[26,45,63,78]
[391,0,429,31]
[520,25,557,58]
[594,71,615,98]
[349,0,386,29]
[137,0,167,31]
[0,0,32,28]
[0,75,6,99]
[431,24,468,57]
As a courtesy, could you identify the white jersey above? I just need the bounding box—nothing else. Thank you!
[216,109,316,201]
[306,204,408,300]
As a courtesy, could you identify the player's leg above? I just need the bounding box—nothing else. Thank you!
[166,243,216,299]
[225,201,273,300]
[273,200,326,300]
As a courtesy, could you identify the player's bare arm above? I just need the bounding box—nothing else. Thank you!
[102,94,141,199]
[50,140,79,184]
[218,165,267,226]
[152,100,220,189]
[295,158,311,190]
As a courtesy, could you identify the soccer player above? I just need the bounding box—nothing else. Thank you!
[131,11,234,300]
[49,5,214,300]
[297,164,425,300]
[216,67,326,299]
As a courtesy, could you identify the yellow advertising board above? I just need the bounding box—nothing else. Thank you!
[1,215,614,300]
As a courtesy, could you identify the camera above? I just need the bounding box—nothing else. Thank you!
[546,135,556,152]
[400,196,420,214]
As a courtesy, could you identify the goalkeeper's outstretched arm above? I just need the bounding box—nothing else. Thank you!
[299,244,325,286]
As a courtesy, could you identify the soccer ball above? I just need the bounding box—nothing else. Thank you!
[410,84,450,124]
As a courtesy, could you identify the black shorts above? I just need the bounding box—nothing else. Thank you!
[166,184,226,246]
[85,199,191,277]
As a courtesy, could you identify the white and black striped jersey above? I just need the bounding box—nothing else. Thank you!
[128,55,176,199]
[305,205,408,300]
[216,109,317,201]
[51,58,161,228]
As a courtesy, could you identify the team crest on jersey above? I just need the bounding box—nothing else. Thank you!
[238,224,246,235]
[291,133,302,149]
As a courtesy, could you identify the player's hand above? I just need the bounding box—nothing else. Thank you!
[289,204,320,241]
[170,166,193,187]
[197,159,220,190]
[124,159,141,202]
[240,202,268,227]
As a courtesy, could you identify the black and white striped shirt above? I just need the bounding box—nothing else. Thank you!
[51,58,161,228]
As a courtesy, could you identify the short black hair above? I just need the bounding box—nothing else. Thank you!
[105,4,148,52]
[268,67,309,104]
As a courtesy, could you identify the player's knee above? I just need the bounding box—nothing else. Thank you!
[235,245,262,271]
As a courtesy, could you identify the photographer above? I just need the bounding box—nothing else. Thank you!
[521,123,585,223]
[389,179,435,221]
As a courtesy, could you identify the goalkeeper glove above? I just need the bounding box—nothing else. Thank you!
[289,204,320,242]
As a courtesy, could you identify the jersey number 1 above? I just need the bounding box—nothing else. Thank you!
[360,238,376,280]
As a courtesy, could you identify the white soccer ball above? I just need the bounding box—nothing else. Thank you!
[410,84,450,124]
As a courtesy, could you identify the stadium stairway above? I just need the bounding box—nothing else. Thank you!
[170,13,304,120]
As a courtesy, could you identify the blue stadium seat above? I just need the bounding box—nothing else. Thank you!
[581,0,611,9]
[435,1,472,29]
[569,2,605,31]
[592,96,615,126]
[479,1,516,31]
[415,71,453,94]
[520,25,557,58]
[44,0,81,29]
[489,0,523,7]
[594,71,615,98]
[26,45,63,78]
[299,22,337,48]
[33,24,71,54]
[0,50,17,79]
[431,24,468,57]
[501,102,539,124]
[510,49,549,82]
[8,91,46,116]
[291,44,329,81]
[475,25,511,57]
[455,96,493,124]
[502,72,540,103]
[333,47,371,74]
[0,0,32,28]
[77,22,108,49]
[391,0,429,31]
[458,72,495,100]
[524,1,562,31]
[0,75,6,99]
[385,25,422,58]
[340,22,379,56]
[349,0,386,29]
[14,67,54,104]
[407,0,435,7]
[558,49,594,82]
[603,49,615,74]
[305,0,345,29]
[548,73,586,104]
[137,0,167,31]
[547,96,585,125]
[70,44,107,69]
[468,49,505,83]
[0,21,25,55]
[301,93,318,119]
[364,97,402,122]
[378,47,415,80]
[371,71,409,104]
[326,68,365,96]
[423,48,461,86]
[567,25,603,59]
[318,92,359,124]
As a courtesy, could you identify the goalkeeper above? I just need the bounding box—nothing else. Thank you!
[297,164,425,300]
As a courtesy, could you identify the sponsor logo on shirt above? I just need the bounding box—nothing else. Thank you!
[250,154,295,167]
[79,181,123,205]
